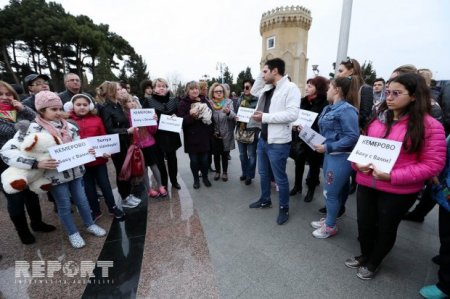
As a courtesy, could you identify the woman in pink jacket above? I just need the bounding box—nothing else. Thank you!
[345,73,446,280]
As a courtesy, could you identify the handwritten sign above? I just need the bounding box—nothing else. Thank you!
[48,140,95,172]
[158,114,183,133]
[347,135,402,173]
[131,108,156,127]
[298,126,326,151]
[294,109,318,127]
[86,134,120,157]
[236,107,256,123]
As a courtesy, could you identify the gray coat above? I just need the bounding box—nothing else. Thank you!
[210,98,236,151]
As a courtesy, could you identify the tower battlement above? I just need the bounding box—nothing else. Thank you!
[260,6,312,34]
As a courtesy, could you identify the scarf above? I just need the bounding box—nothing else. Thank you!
[35,115,72,143]
[0,103,17,122]
[307,94,317,103]
[211,97,226,110]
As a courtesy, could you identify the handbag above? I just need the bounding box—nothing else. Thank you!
[119,130,145,181]
[289,132,305,160]
[234,128,255,144]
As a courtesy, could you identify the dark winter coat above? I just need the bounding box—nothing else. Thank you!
[177,96,213,154]
[142,93,182,152]
[99,99,130,151]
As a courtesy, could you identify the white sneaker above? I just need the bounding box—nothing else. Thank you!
[68,232,86,248]
[311,218,326,229]
[86,224,106,237]
[312,224,338,239]
[122,197,138,208]
[127,195,142,206]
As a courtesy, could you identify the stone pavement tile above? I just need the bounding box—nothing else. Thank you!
[215,263,255,299]
[237,285,272,299]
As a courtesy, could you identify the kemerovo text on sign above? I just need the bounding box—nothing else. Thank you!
[236,107,256,123]
[86,134,120,157]
[347,135,402,173]
[158,114,183,133]
[293,109,318,127]
[48,139,95,172]
[131,108,157,127]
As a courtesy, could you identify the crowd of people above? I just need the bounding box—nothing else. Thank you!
[1,57,450,298]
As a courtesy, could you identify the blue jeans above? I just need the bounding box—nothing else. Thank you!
[50,178,94,235]
[323,153,352,227]
[84,164,116,214]
[238,137,258,179]
[257,139,290,208]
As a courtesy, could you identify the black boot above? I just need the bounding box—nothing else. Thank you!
[304,187,315,202]
[30,221,56,232]
[289,186,302,196]
[27,198,56,233]
[10,215,35,244]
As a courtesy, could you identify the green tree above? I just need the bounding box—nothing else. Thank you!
[222,66,233,86]
[0,0,147,91]
[235,66,253,95]
[361,61,377,85]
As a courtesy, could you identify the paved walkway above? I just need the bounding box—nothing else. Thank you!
[0,148,442,298]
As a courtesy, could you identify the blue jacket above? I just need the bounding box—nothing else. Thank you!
[318,100,359,153]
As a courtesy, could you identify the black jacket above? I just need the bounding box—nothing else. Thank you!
[142,94,181,152]
[438,83,450,135]
[99,100,130,149]
[177,96,213,154]
[359,84,374,129]
[22,94,36,111]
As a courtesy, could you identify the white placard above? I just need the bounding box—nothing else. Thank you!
[158,114,183,133]
[294,109,318,127]
[86,134,120,157]
[298,125,326,151]
[131,108,156,127]
[236,107,256,123]
[347,135,402,173]
[48,140,96,172]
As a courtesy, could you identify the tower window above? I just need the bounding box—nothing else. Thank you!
[267,36,276,50]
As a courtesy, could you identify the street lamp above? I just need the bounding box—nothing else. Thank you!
[312,65,319,76]
[216,62,227,83]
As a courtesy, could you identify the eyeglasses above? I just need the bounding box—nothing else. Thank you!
[214,90,224,93]
[386,90,409,98]
[67,79,80,83]
[31,81,49,86]
[244,85,251,90]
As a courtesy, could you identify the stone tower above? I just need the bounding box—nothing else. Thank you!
[259,6,312,93]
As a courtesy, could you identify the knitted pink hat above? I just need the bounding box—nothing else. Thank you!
[35,91,62,111]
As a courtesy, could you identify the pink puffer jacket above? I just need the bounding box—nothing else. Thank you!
[355,114,446,194]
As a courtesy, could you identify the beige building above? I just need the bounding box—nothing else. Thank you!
[259,6,312,93]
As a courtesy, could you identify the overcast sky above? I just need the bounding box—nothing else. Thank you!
[2,0,450,85]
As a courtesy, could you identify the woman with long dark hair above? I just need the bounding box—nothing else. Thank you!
[310,77,359,239]
[290,76,328,202]
[347,73,446,280]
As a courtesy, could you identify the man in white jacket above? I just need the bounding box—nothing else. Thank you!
[248,58,300,225]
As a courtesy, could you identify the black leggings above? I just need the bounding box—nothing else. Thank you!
[357,185,416,270]
[438,206,450,295]
[214,152,229,174]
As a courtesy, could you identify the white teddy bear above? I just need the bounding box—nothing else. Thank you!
[1,130,61,194]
